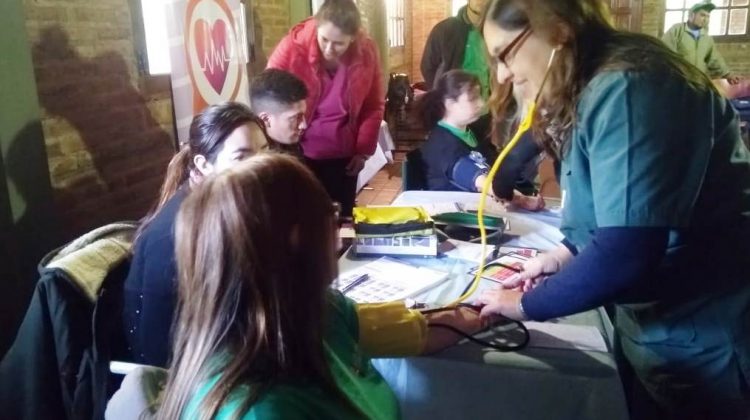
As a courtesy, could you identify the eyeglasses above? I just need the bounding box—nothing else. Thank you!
[496,26,532,67]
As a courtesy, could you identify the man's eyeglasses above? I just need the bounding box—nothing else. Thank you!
[496,26,532,67]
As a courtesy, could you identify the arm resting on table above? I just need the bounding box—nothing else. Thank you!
[522,227,669,321]
[357,302,482,357]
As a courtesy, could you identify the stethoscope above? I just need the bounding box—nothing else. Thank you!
[414,46,559,353]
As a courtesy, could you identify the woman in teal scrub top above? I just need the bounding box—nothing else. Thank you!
[477,1,750,419]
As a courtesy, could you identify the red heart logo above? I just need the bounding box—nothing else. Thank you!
[194,19,229,94]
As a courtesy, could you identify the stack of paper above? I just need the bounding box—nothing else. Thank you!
[335,257,449,303]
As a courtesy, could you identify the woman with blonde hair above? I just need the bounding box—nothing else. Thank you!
[157,154,482,419]
[477,0,750,418]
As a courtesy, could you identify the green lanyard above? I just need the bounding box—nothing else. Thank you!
[438,120,478,148]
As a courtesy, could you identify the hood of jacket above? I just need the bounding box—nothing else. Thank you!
[39,222,137,302]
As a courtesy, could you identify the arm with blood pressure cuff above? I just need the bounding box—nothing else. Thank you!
[450,151,491,193]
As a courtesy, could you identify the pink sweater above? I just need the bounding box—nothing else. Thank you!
[267,18,384,158]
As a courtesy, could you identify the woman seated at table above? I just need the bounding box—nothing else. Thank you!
[419,70,498,193]
[477,0,750,418]
[153,153,484,419]
[419,70,544,211]
[122,102,269,368]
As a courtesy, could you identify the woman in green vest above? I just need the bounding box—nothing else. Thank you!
[155,153,482,420]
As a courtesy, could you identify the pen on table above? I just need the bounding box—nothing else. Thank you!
[491,243,501,259]
[482,244,502,265]
[341,274,370,294]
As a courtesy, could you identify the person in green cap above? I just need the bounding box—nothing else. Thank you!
[662,0,741,84]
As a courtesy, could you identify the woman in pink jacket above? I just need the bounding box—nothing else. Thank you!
[267,0,384,216]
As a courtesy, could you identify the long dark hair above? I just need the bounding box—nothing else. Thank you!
[481,0,715,159]
[157,153,357,420]
[420,69,481,128]
[136,102,265,240]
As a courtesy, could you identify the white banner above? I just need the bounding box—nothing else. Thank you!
[165,0,250,143]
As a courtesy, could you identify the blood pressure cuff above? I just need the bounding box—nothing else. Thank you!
[356,301,427,357]
[451,154,489,192]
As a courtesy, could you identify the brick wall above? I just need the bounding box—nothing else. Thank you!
[252,0,290,71]
[642,0,750,75]
[641,0,662,37]
[410,0,450,83]
[19,0,297,241]
[22,0,175,240]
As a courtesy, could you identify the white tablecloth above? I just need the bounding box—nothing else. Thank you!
[357,121,396,192]
[340,191,628,420]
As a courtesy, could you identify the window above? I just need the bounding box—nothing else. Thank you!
[452,0,467,16]
[387,0,405,48]
[664,0,749,38]
[141,0,171,74]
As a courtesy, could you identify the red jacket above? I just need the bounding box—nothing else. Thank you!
[267,18,384,157]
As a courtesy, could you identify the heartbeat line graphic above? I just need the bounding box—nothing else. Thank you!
[198,21,231,74]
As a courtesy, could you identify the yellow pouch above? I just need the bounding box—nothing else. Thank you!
[353,206,434,236]
[356,301,427,357]
[353,206,433,225]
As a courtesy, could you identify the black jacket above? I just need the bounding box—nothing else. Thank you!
[0,223,136,420]
[420,125,498,191]
[420,6,473,88]
[122,188,187,368]
[492,132,543,200]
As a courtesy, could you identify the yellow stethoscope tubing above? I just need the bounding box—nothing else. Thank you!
[444,47,557,307]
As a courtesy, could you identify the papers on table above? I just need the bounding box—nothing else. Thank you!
[335,257,449,303]
[461,200,507,217]
[418,202,464,217]
[524,322,609,352]
[418,201,508,218]
[338,226,356,239]
[441,241,538,264]
[469,253,532,285]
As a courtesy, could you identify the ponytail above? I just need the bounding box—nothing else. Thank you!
[420,70,481,129]
[420,89,446,129]
[134,102,264,245]
[135,147,192,242]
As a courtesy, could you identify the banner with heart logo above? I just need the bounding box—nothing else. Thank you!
[165,0,250,143]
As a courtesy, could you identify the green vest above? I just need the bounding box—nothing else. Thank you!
[183,292,399,419]
[461,28,491,101]
[438,120,478,148]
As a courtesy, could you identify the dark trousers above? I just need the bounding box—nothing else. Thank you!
[305,157,358,217]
